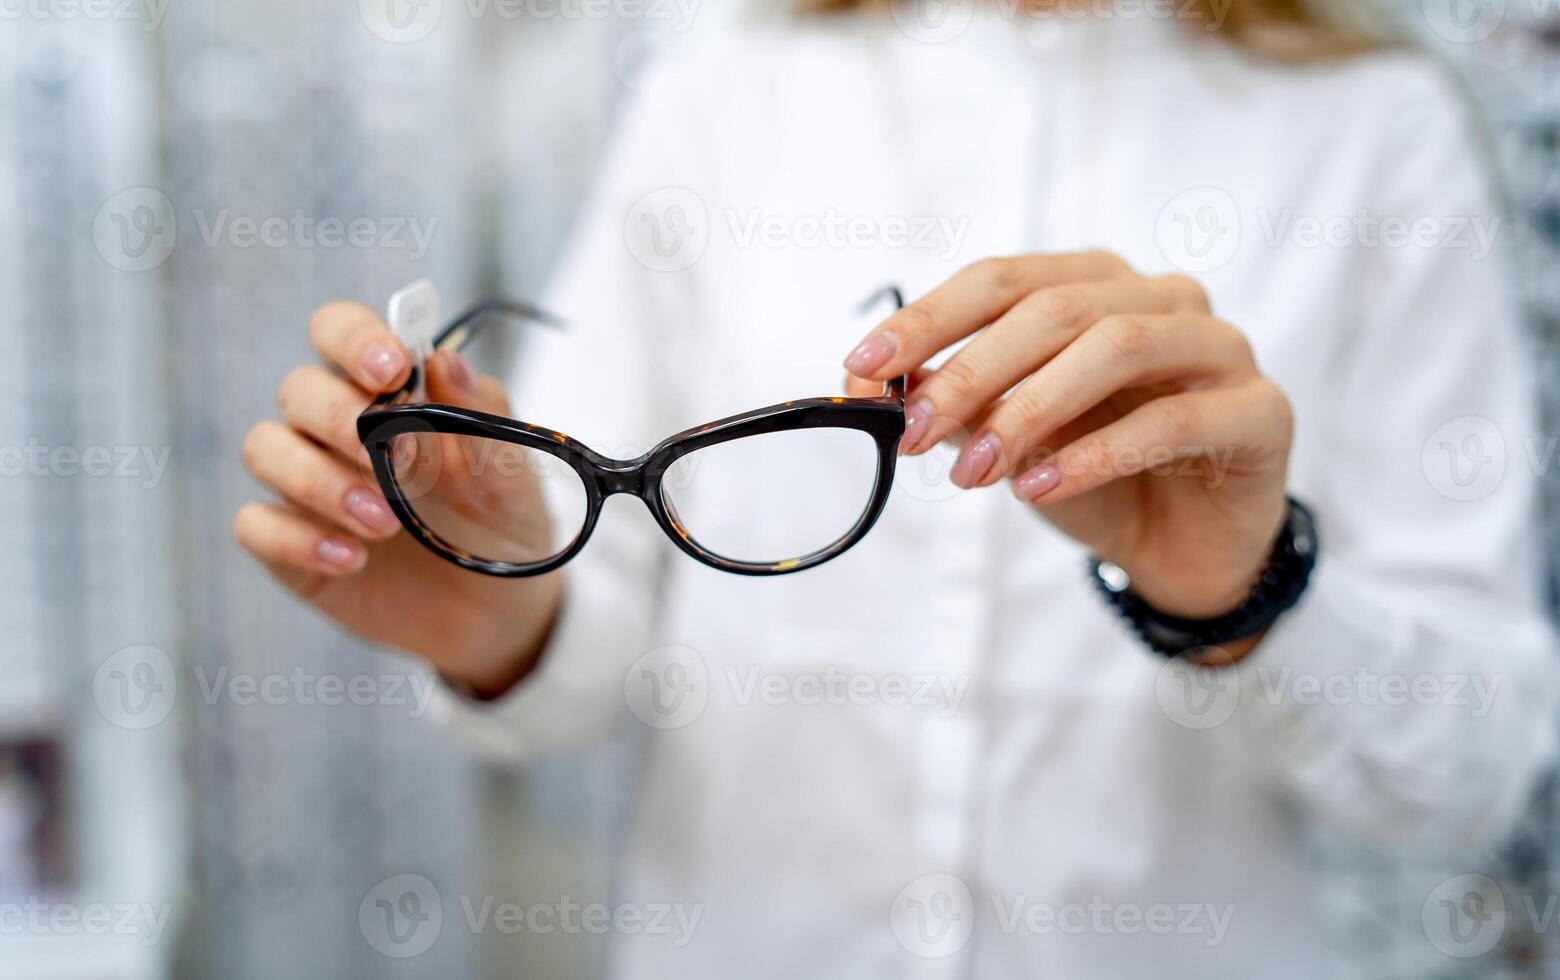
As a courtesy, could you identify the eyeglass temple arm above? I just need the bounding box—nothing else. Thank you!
[857,284,908,401]
[372,289,903,408]
[368,299,566,408]
[434,299,566,353]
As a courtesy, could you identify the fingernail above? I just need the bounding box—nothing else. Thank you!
[316,536,366,571]
[362,342,406,387]
[899,397,934,455]
[843,332,898,377]
[1015,462,1063,501]
[344,487,399,535]
[446,350,477,394]
[951,432,1002,488]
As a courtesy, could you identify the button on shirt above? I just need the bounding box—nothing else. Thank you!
[430,14,1558,979]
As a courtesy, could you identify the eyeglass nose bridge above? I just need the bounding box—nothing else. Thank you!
[595,458,652,499]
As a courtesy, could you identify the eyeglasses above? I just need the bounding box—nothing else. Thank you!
[356,287,908,577]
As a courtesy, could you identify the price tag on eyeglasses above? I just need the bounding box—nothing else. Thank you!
[387,278,440,400]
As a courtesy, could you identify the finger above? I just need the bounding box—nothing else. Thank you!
[254,554,332,602]
[397,350,518,490]
[233,500,368,577]
[842,366,933,400]
[957,399,1117,463]
[277,363,375,464]
[903,277,1210,456]
[425,348,512,416]
[242,420,403,540]
[309,300,411,393]
[950,314,1257,489]
[841,252,1135,382]
[1010,382,1293,505]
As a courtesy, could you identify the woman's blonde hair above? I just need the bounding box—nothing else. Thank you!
[799,0,1386,60]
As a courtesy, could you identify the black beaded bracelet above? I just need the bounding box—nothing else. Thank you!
[1088,497,1318,658]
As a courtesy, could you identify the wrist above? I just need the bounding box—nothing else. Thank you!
[438,575,564,700]
[1188,633,1266,665]
[1089,497,1317,661]
[1116,499,1289,619]
[1125,561,1268,621]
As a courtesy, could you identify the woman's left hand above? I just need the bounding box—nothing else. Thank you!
[843,253,1294,637]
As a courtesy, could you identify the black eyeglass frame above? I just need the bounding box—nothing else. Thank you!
[356,289,908,578]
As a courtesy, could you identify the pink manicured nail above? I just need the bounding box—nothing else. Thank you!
[316,537,366,571]
[900,397,934,455]
[344,487,399,535]
[446,350,477,394]
[843,333,898,377]
[362,341,406,387]
[951,432,1002,488]
[1015,463,1063,501]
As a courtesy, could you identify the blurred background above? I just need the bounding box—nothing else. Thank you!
[0,1,1556,977]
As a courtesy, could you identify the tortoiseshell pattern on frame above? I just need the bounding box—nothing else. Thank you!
[357,289,908,578]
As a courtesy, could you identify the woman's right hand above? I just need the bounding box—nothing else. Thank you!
[233,301,563,698]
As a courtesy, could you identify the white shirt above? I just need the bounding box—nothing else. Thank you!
[431,13,1558,978]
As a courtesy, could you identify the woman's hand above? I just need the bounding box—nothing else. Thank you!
[843,253,1293,637]
[233,302,563,697]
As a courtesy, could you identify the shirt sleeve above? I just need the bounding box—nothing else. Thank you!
[1229,66,1559,851]
[426,59,706,762]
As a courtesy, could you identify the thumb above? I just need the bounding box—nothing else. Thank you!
[426,349,511,416]
[843,366,932,399]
